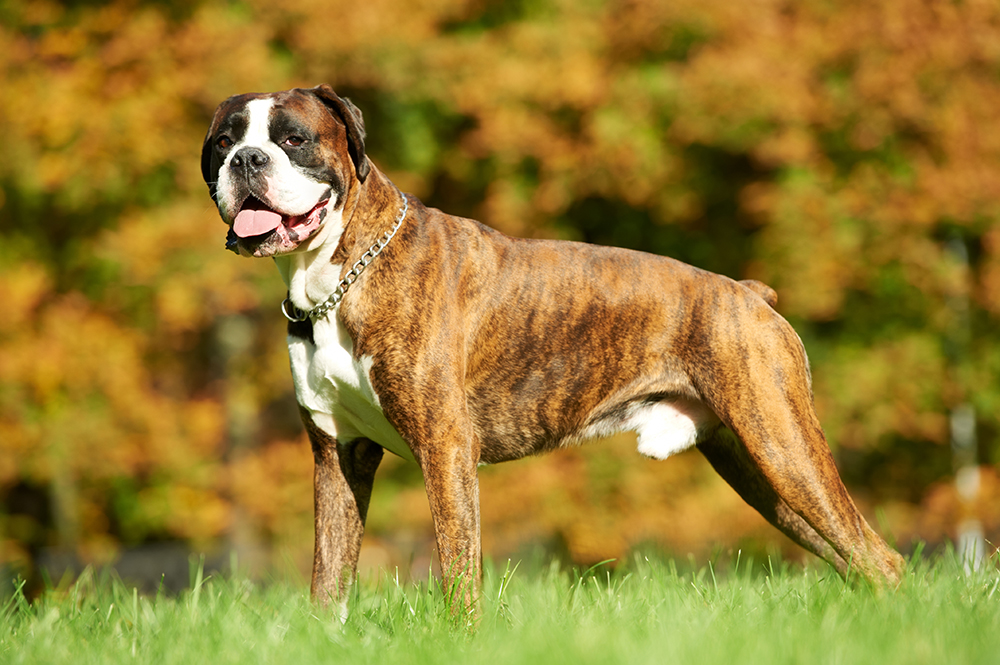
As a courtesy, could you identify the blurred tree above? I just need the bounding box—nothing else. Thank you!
[1,0,998,578]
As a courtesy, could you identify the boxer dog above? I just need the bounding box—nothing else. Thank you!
[201,85,905,618]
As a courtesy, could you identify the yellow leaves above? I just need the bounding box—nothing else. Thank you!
[0,282,229,553]
[750,174,862,320]
[98,201,277,330]
[0,296,140,406]
[979,228,1000,315]
[135,485,231,543]
[2,0,999,570]
[15,0,61,26]
[228,441,313,539]
[37,25,89,62]
[0,263,51,334]
[476,437,770,564]
[0,0,284,210]
[172,4,285,101]
[146,399,227,477]
[156,280,204,334]
[753,126,822,171]
[166,485,231,542]
[815,335,949,450]
[917,467,1000,545]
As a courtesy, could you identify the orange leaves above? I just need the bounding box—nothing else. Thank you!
[0,1,283,213]
[97,201,280,336]
[228,441,313,540]
[917,467,1000,545]
[0,292,223,477]
[747,171,867,320]
[3,295,143,407]
[2,0,999,571]
[476,436,770,565]
[814,335,949,450]
[132,484,231,544]
[980,228,1000,315]
[0,263,51,335]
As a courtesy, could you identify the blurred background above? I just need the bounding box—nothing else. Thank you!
[1,0,999,592]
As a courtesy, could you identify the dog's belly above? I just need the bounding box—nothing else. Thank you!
[287,319,415,462]
[562,395,719,460]
[472,379,720,464]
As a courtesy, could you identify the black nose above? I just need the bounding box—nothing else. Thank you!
[231,147,269,171]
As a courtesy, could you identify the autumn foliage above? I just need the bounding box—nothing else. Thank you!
[1,0,998,578]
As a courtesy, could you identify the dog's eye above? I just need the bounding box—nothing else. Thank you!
[284,136,306,147]
[217,135,233,150]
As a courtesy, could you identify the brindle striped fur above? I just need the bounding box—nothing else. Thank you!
[205,87,905,620]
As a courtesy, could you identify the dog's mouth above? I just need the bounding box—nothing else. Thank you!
[229,191,331,256]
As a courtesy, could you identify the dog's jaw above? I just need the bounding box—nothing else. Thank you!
[228,193,335,258]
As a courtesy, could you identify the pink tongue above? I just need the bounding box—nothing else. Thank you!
[233,208,283,238]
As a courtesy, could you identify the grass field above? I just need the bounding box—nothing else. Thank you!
[2,551,998,664]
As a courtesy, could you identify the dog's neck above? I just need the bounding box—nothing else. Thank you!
[274,166,402,314]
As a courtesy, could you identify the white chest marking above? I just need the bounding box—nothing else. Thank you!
[288,315,414,462]
[273,206,346,313]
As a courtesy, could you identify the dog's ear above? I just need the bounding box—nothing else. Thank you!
[202,100,239,253]
[201,102,229,196]
[201,129,216,194]
[201,126,215,188]
[312,84,370,183]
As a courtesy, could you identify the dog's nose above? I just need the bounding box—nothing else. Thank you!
[231,147,269,171]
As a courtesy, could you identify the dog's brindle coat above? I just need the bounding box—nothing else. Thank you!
[202,85,905,618]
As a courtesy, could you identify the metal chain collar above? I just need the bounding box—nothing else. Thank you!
[281,193,410,323]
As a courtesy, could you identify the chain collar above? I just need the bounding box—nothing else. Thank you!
[281,193,410,323]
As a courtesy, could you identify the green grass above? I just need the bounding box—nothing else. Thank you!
[2,551,999,664]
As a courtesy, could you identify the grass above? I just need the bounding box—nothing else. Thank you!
[2,550,999,665]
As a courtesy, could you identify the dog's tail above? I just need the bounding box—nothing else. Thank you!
[739,279,778,309]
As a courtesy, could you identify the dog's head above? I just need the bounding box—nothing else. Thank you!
[201,85,370,257]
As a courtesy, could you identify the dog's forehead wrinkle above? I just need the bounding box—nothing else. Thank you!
[267,91,329,129]
[216,111,249,142]
[271,112,320,142]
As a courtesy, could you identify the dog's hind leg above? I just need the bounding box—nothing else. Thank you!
[698,427,850,575]
[302,410,383,618]
[719,409,904,587]
[694,314,905,587]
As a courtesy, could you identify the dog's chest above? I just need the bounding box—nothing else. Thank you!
[287,316,414,462]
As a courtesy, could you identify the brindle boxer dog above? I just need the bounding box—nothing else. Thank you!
[201,85,905,620]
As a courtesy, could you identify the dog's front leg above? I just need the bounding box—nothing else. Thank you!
[419,441,482,623]
[301,410,383,618]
